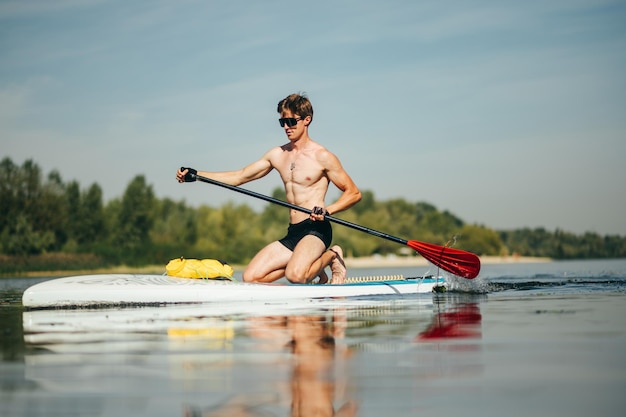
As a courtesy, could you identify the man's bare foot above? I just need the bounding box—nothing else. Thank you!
[329,245,346,284]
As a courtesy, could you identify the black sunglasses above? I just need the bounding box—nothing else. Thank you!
[279,117,303,127]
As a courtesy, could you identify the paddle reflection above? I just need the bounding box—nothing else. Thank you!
[417,300,482,341]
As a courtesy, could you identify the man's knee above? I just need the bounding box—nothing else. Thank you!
[242,268,265,283]
[242,270,255,283]
[284,264,309,284]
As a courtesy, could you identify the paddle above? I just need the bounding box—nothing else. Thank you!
[185,170,481,279]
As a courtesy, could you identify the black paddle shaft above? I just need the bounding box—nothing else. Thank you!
[190,171,481,279]
[193,173,408,246]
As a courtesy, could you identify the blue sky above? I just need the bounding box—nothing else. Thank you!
[2,0,625,235]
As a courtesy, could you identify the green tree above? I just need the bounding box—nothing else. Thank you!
[0,214,55,255]
[39,170,69,250]
[194,203,265,264]
[112,175,156,261]
[0,159,67,254]
[0,157,19,233]
[64,181,81,248]
[458,224,505,255]
[150,198,197,246]
[79,183,107,246]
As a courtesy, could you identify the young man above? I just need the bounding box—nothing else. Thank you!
[176,93,361,284]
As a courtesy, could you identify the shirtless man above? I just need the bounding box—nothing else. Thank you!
[176,93,361,284]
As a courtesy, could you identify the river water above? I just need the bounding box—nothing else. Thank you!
[1,259,625,417]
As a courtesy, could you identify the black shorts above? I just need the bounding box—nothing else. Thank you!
[278,219,333,251]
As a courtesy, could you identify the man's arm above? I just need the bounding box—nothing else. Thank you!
[319,150,361,216]
[178,149,276,186]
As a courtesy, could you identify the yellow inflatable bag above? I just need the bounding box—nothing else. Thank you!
[166,258,234,280]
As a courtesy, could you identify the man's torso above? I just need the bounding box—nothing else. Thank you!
[270,142,330,224]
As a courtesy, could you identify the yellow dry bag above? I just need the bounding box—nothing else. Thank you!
[166,258,234,280]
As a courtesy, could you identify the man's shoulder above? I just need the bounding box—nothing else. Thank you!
[311,143,339,165]
[262,145,290,169]
[264,145,288,157]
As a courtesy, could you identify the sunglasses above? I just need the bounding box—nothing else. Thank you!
[279,117,303,127]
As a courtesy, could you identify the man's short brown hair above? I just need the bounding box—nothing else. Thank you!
[277,93,313,122]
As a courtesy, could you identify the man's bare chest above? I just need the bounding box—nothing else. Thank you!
[276,151,326,186]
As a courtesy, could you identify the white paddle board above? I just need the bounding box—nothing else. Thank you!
[22,274,445,308]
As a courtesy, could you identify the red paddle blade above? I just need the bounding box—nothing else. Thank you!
[407,240,480,279]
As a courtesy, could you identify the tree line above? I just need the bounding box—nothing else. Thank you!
[1,157,624,274]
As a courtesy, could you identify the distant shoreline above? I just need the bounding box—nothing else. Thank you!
[4,255,552,278]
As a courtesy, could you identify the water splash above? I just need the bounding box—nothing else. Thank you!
[441,271,626,295]
[444,274,490,294]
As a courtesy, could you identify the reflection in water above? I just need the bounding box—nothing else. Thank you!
[183,393,279,417]
[21,297,481,416]
[186,312,358,417]
[23,302,369,417]
[410,296,484,384]
[417,299,482,341]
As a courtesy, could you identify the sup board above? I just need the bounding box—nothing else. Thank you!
[22,274,445,308]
